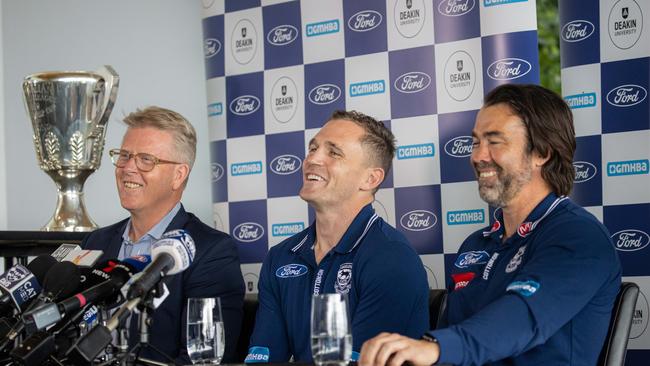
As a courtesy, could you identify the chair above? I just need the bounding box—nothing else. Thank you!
[598,282,640,366]
[428,288,448,329]
[235,293,260,362]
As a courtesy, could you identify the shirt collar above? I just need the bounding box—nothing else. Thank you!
[122,202,182,244]
[291,203,379,254]
[483,193,568,240]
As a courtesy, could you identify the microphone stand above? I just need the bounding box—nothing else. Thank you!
[115,281,176,366]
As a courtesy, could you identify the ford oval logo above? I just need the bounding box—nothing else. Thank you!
[204,38,221,58]
[233,222,265,243]
[611,229,650,252]
[211,163,224,182]
[561,20,595,42]
[438,0,475,17]
[275,264,309,278]
[270,154,302,175]
[444,136,473,158]
[266,24,298,46]
[229,95,261,116]
[400,210,437,232]
[573,161,597,183]
[348,10,382,32]
[308,83,341,105]
[606,84,648,108]
[394,72,431,94]
[487,58,532,81]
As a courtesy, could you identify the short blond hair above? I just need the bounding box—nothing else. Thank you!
[123,106,197,170]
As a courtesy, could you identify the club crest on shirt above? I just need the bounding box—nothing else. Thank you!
[334,262,353,294]
[505,245,527,273]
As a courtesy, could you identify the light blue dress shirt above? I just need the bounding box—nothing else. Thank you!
[118,202,181,260]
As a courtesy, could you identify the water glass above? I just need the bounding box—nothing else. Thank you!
[187,297,225,364]
[311,293,352,366]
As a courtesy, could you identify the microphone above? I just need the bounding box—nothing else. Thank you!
[61,249,104,268]
[0,256,57,316]
[0,261,81,349]
[126,229,195,300]
[68,230,195,363]
[22,256,151,332]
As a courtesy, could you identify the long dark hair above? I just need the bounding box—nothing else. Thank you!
[484,84,576,196]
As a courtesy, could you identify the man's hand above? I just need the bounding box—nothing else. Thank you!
[359,332,440,366]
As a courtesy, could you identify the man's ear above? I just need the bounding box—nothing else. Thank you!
[533,150,551,168]
[172,164,190,190]
[360,167,385,192]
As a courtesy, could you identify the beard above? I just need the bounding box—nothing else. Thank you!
[475,159,532,207]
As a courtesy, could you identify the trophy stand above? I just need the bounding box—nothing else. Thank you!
[44,169,96,231]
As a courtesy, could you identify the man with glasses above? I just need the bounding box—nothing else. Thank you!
[82,106,245,363]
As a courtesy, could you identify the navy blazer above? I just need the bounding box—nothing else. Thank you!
[82,205,245,363]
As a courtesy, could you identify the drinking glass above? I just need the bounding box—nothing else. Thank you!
[187,297,225,364]
[311,293,352,366]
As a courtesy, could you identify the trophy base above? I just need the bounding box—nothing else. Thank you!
[40,224,97,232]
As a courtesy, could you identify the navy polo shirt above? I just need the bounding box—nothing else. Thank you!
[247,204,429,363]
[429,194,622,365]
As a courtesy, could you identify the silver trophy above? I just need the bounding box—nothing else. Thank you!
[23,65,119,232]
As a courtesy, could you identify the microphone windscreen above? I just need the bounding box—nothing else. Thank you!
[152,232,196,276]
[42,261,81,300]
[26,255,57,285]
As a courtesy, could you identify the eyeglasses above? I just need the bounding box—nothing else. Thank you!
[109,148,182,172]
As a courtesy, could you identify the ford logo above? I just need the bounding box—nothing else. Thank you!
[561,20,595,42]
[233,222,265,243]
[444,136,473,158]
[204,38,221,58]
[487,58,532,81]
[211,163,224,182]
[266,24,298,46]
[394,72,431,94]
[606,84,647,108]
[454,250,490,268]
[275,264,309,278]
[611,229,650,252]
[308,83,341,105]
[573,161,597,183]
[348,10,382,32]
[438,0,475,17]
[270,154,302,175]
[400,210,437,232]
[229,95,261,116]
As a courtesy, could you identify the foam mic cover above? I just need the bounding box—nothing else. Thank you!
[26,255,57,285]
[42,261,81,301]
[156,229,196,275]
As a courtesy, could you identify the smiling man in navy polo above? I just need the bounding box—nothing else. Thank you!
[360,84,622,366]
[245,110,429,363]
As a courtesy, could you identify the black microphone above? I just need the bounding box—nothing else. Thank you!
[23,257,151,331]
[0,256,56,317]
[0,262,80,349]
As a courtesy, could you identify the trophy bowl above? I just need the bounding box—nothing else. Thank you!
[23,65,119,232]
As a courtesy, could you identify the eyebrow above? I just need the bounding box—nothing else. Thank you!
[472,130,505,139]
[307,138,344,156]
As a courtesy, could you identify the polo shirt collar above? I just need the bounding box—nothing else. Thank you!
[483,193,568,240]
[291,203,379,255]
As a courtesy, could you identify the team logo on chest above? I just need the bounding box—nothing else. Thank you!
[334,263,353,294]
[505,245,527,273]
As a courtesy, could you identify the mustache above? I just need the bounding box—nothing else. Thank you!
[474,162,501,171]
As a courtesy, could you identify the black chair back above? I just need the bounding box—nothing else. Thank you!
[235,293,260,362]
[598,282,639,366]
[429,288,448,329]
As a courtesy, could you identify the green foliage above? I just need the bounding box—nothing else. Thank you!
[537,0,561,94]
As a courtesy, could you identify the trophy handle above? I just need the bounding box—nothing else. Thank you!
[93,65,120,128]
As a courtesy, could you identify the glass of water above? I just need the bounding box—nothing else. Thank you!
[187,297,225,364]
[311,293,352,366]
